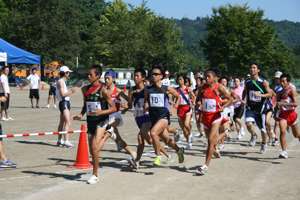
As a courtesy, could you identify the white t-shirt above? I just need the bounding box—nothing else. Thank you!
[0,74,10,93]
[161,78,170,86]
[27,74,40,89]
[190,78,196,90]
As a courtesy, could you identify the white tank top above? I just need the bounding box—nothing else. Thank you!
[56,79,69,101]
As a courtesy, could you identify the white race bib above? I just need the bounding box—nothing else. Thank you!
[86,101,101,115]
[150,93,164,107]
[249,90,261,102]
[135,98,144,111]
[180,94,190,105]
[202,99,217,112]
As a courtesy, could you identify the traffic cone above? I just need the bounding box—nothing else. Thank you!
[20,83,23,90]
[42,84,44,90]
[124,85,126,92]
[67,124,93,169]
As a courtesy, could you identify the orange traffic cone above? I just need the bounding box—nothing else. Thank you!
[42,84,44,90]
[67,124,93,169]
[124,85,126,92]
[20,83,23,90]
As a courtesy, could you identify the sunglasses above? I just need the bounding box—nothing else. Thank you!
[152,73,161,76]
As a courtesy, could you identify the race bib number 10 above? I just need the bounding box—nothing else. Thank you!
[249,90,261,102]
[86,101,101,115]
[150,93,164,107]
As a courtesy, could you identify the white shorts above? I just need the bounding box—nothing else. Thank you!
[109,112,123,127]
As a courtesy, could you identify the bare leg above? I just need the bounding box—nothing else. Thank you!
[246,122,255,135]
[205,121,221,167]
[279,120,287,151]
[0,141,8,161]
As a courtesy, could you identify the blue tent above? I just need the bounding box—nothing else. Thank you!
[0,38,40,65]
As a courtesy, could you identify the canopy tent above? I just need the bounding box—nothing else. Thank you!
[0,52,7,66]
[0,38,40,65]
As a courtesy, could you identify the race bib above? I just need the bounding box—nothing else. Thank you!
[150,93,164,107]
[249,90,261,102]
[202,99,217,112]
[86,101,101,115]
[180,94,190,105]
[135,98,144,111]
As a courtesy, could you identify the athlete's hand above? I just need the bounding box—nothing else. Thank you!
[169,100,173,105]
[93,107,102,115]
[241,100,246,105]
[143,101,149,110]
[170,108,176,116]
[121,109,127,115]
[254,92,261,97]
[219,106,225,112]
[276,102,283,108]
[196,101,202,110]
[71,87,80,93]
[71,114,82,121]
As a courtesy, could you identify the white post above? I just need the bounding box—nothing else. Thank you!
[76,57,78,68]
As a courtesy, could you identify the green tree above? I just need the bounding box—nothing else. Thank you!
[200,3,291,77]
[91,0,184,74]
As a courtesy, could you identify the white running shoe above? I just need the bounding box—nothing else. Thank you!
[198,164,208,175]
[259,143,267,154]
[63,142,75,148]
[186,143,192,150]
[107,126,116,141]
[272,140,279,146]
[57,140,64,147]
[87,175,99,184]
[117,141,123,152]
[7,117,13,120]
[268,138,272,146]
[237,134,242,140]
[188,134,193,143]
[191,118,196,123]
[1,117,8,121]
[179,130,184,138]
[131,151,137,160]
[53,104,57,108]
[165,156,174,164]
[241,128,245,136]
[46,104,50,108]
[128,159,139,169]
[218,144,225,150]
[214,149,221,158]
[279,150,288,159]
[270,131,275,139]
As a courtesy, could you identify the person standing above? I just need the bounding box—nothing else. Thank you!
[0,66,13,121]
[46,71,58,108]
[56,66,80,148]
[25,68,40,108]
[161,71,171,86]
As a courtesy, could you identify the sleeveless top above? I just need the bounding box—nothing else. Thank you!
[176,86,190,106]
[233,86,244,108]
[201,84,221,114]
[86,84,109,123]
[132,86,149,117]
[274,84,283,104]
[194,88,200,111]
[279,89,294,113]
[109,87,121,112]
[245,77,267,114]
[147,84,169,119]
[56,79,69,101]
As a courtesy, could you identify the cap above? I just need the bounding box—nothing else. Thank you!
[275,71,282,78]
[247,74,251,77]
[60,66,73,72]
[165,71,170,75]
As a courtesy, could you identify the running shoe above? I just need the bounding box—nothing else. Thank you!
[199,132,204,138]
[179,130,184,138]
[117,141,123,152]
[53,105,57,108]
[153,157,162,166]
[272,140,279,146]
[249,133,258,146]
[31,106,34,108]
[259,143,267,154]
[198,164,208,175]
[186,143,192,150]
[7,117,13,120]
[128,158,139,169]
[63,142,75,148]
[107,126,116,141]
[270,131,275,139]
[177,147,184,163]
[214,149,221,158]
[241,128,245,136]
[36,105,40,108]
[188,134,193,143]
[131,151,137,160]
[0,159,17,168]
[1,117,8,121]
[164,156,174,164]
[57,140,64,147]
[174,133,180,143]
[87,175,99,184]
[279,150,288,159]
[46,104,50,108]
[237,134,242,140]
[191,118,196,123]
[225,134,232,142]
[268,138,272,146]
[218,144,225,150]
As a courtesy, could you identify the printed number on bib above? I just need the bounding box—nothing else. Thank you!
[86,101,101,115]
[180,94,190,105]
[202,99,217,112]
[135,98,144,110]
[249,90,261,102]
[150,94,164,107]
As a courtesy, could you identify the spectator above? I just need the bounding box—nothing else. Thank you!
[46,71,58,108]
[25,68,40,108]
[161,71,171,86]
[0,66,13,120]
[126,80,131,89]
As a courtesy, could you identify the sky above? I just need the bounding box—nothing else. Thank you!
[115,0,300,22]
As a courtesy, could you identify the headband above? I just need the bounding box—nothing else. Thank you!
[206,70,216,77]
[105,70,115,78]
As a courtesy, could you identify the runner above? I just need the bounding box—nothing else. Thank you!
[56,66,80,148]
[241,61,272,154]
[193,77,205,138]
[233,77,245,140]
[274,73,300,158]
[144,64,184,166]
[172,73,196,149]
[71,65,116,184]
[196,68,232,174]
[272,71,283,146]
[122,68,173,169]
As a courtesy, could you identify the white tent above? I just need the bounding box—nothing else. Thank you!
[0,52,7,66]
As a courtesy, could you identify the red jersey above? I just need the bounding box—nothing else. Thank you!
[110,87,121,112]
[201,84,221,114]
[176,86,191,105]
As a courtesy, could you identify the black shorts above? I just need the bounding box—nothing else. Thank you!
[245,109,267,133]
[150,113,170,130]
[49,87,56,96]
[59,101,70,113]
[0,123,2,141]
[87,119,109,135]
[29,89,39,99]
[233,105,244,122]
[0,93,9,110]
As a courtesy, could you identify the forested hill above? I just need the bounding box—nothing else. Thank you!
[173,17,300,59]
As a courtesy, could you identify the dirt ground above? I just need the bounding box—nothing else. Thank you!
[0,87,299,200]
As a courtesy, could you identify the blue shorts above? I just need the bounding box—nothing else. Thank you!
[135,114,151,129]
[245,109,266,133]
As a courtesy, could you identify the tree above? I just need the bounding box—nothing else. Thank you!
[91,0,184,74]
[200,3,291,77]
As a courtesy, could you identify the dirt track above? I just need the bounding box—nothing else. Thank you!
[0,87,299,200]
